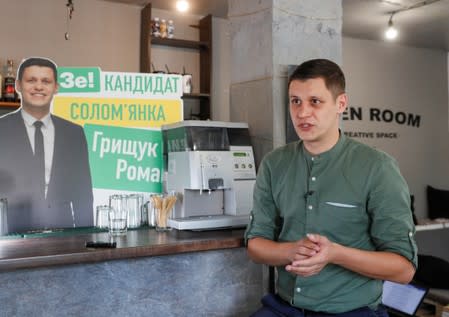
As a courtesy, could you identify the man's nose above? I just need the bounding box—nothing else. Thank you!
[297,103,311,117]
[34,81,44,90]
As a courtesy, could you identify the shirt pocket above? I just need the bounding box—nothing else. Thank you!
[318,201,370,246]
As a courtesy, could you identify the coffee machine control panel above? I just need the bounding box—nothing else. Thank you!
[231,148,256,180]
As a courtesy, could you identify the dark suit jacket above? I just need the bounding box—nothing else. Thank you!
[0,109,94,232]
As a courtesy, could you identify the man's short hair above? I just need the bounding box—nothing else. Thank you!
[17,57,58,82]
[288,59,345,99]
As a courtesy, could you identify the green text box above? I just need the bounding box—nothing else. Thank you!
[84,124,163,193]
[58,67,101,93]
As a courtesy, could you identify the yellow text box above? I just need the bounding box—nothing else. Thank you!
[53,96,183,128]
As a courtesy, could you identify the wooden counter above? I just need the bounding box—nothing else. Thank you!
[0,228,245,271]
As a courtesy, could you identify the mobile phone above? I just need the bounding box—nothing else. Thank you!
[85,241,117,248]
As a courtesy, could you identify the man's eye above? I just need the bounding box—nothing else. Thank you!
[311,98,321,105]
[290,98,301,105]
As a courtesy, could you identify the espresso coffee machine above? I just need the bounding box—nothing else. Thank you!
[162,120,256,230]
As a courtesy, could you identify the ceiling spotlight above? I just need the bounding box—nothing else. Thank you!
[176,0,189,12]
[385,15,398,40]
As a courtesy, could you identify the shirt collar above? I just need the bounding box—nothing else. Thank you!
[302,130,347,164]
[21,109,52,128]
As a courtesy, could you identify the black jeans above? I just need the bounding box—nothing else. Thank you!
[250,294,389,317]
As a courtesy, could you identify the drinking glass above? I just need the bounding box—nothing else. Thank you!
[108,194,128,236]
[127,194,143,229]
[141,197,148,226]
[146,196,158,228]
[95,205,110,229]
[0,198,8,236]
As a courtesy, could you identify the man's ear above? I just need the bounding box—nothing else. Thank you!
[15,79,22,94]
[336,93,348,114]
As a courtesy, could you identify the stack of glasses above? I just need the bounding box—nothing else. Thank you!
[95,193,144,236]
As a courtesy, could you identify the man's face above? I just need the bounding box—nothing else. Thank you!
[289,77,347,152]
[16,66,58,117]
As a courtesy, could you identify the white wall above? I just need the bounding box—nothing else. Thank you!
[0,0,140,72]
[343,37,449,219]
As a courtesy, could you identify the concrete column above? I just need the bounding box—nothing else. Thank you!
[229,0,342,165]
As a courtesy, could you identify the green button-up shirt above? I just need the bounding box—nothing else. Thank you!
[245,134,417,313]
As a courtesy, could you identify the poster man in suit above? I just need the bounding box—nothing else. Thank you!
[0,57,93,232]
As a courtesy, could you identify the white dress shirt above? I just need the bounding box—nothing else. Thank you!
[21,109,55,198]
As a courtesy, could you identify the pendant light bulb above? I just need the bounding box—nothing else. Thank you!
[176,0,189,12]
[385,18,398,40]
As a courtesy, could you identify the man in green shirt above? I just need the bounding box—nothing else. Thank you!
[245,59,417,316]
